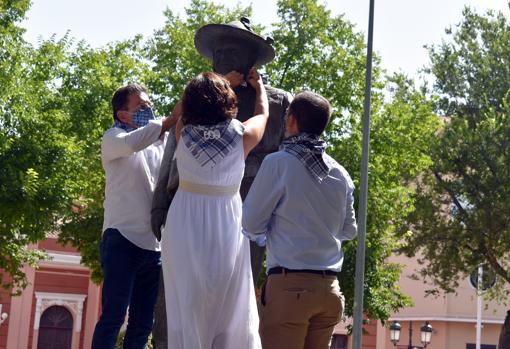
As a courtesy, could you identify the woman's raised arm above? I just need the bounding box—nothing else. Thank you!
[242,69,269,158]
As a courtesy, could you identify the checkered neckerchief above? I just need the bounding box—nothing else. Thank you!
[281,133,331,183]
[181,119,245,168]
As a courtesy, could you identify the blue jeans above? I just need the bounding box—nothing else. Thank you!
[92,228,161,349]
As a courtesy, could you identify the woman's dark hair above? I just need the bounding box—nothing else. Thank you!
[288,91,331,136]
[181,72,238,126]
[111,83,146,121]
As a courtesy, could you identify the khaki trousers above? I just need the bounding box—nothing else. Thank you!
[260,272,344,349]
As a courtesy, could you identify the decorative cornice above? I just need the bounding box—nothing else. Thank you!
[46,252,82,264]
[34,292,87,332]
[38,252,88,270]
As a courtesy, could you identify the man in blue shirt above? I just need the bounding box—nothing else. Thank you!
[243,91,357,349]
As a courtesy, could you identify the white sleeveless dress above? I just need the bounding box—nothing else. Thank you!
[161,119,261,349]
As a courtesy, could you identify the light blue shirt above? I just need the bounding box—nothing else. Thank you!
[242,150,357,272]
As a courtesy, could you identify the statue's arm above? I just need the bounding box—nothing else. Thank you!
[151,127,178,240]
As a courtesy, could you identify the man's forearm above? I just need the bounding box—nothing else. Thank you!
[242,159,281,235]
[103,120,164,162]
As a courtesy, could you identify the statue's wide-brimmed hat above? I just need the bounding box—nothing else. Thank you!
[195,17,275,67]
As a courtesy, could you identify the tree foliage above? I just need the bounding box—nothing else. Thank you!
[1,0,75,290]
[401,6,510,300]
[334,73,440,321]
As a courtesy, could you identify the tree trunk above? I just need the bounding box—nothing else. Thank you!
[152,270,167,349]
[499,310,510,349]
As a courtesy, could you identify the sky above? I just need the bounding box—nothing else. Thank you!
[21,0,510,77]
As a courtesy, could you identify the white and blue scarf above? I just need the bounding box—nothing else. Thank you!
[281,133,331,183]
[181,119,245,168]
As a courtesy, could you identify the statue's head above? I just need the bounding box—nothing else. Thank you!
[195,17,275,76]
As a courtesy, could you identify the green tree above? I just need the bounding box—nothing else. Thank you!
[0,0,81,291]
[334,73,440,322]
[400,6,510,347]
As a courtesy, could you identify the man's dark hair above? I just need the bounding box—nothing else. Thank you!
[111,84,146,121]
[288,91,331,136]
[181,72,238,126]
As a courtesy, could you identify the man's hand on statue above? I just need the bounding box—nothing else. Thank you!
[247,68,263,91]
[161,101,182,133]
[224,71,244,88]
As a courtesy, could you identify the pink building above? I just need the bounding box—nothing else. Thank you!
[332,254,507,349]
[377,254,506,349]
[0,235,101,349]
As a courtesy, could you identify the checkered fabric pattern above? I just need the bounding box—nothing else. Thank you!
[114,107,155,132]
[281,133,331,183]
[181,119,245,168]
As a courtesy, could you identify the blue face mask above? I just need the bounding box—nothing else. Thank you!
[132,107,155,128]
[114,107,156,132]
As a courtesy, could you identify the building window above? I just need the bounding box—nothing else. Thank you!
[466,344,497,349]
[331,334,348,349]
[37,305,73,349]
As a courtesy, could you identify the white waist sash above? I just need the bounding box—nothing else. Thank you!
[179,180,240,196]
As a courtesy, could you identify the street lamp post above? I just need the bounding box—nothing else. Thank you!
[390,321,433,348]
[351,0,376,348]
[408,321,414,349]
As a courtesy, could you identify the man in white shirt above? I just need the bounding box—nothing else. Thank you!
[92,84,176,348]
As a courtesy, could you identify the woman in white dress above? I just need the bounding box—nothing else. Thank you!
[161,69,268,349]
